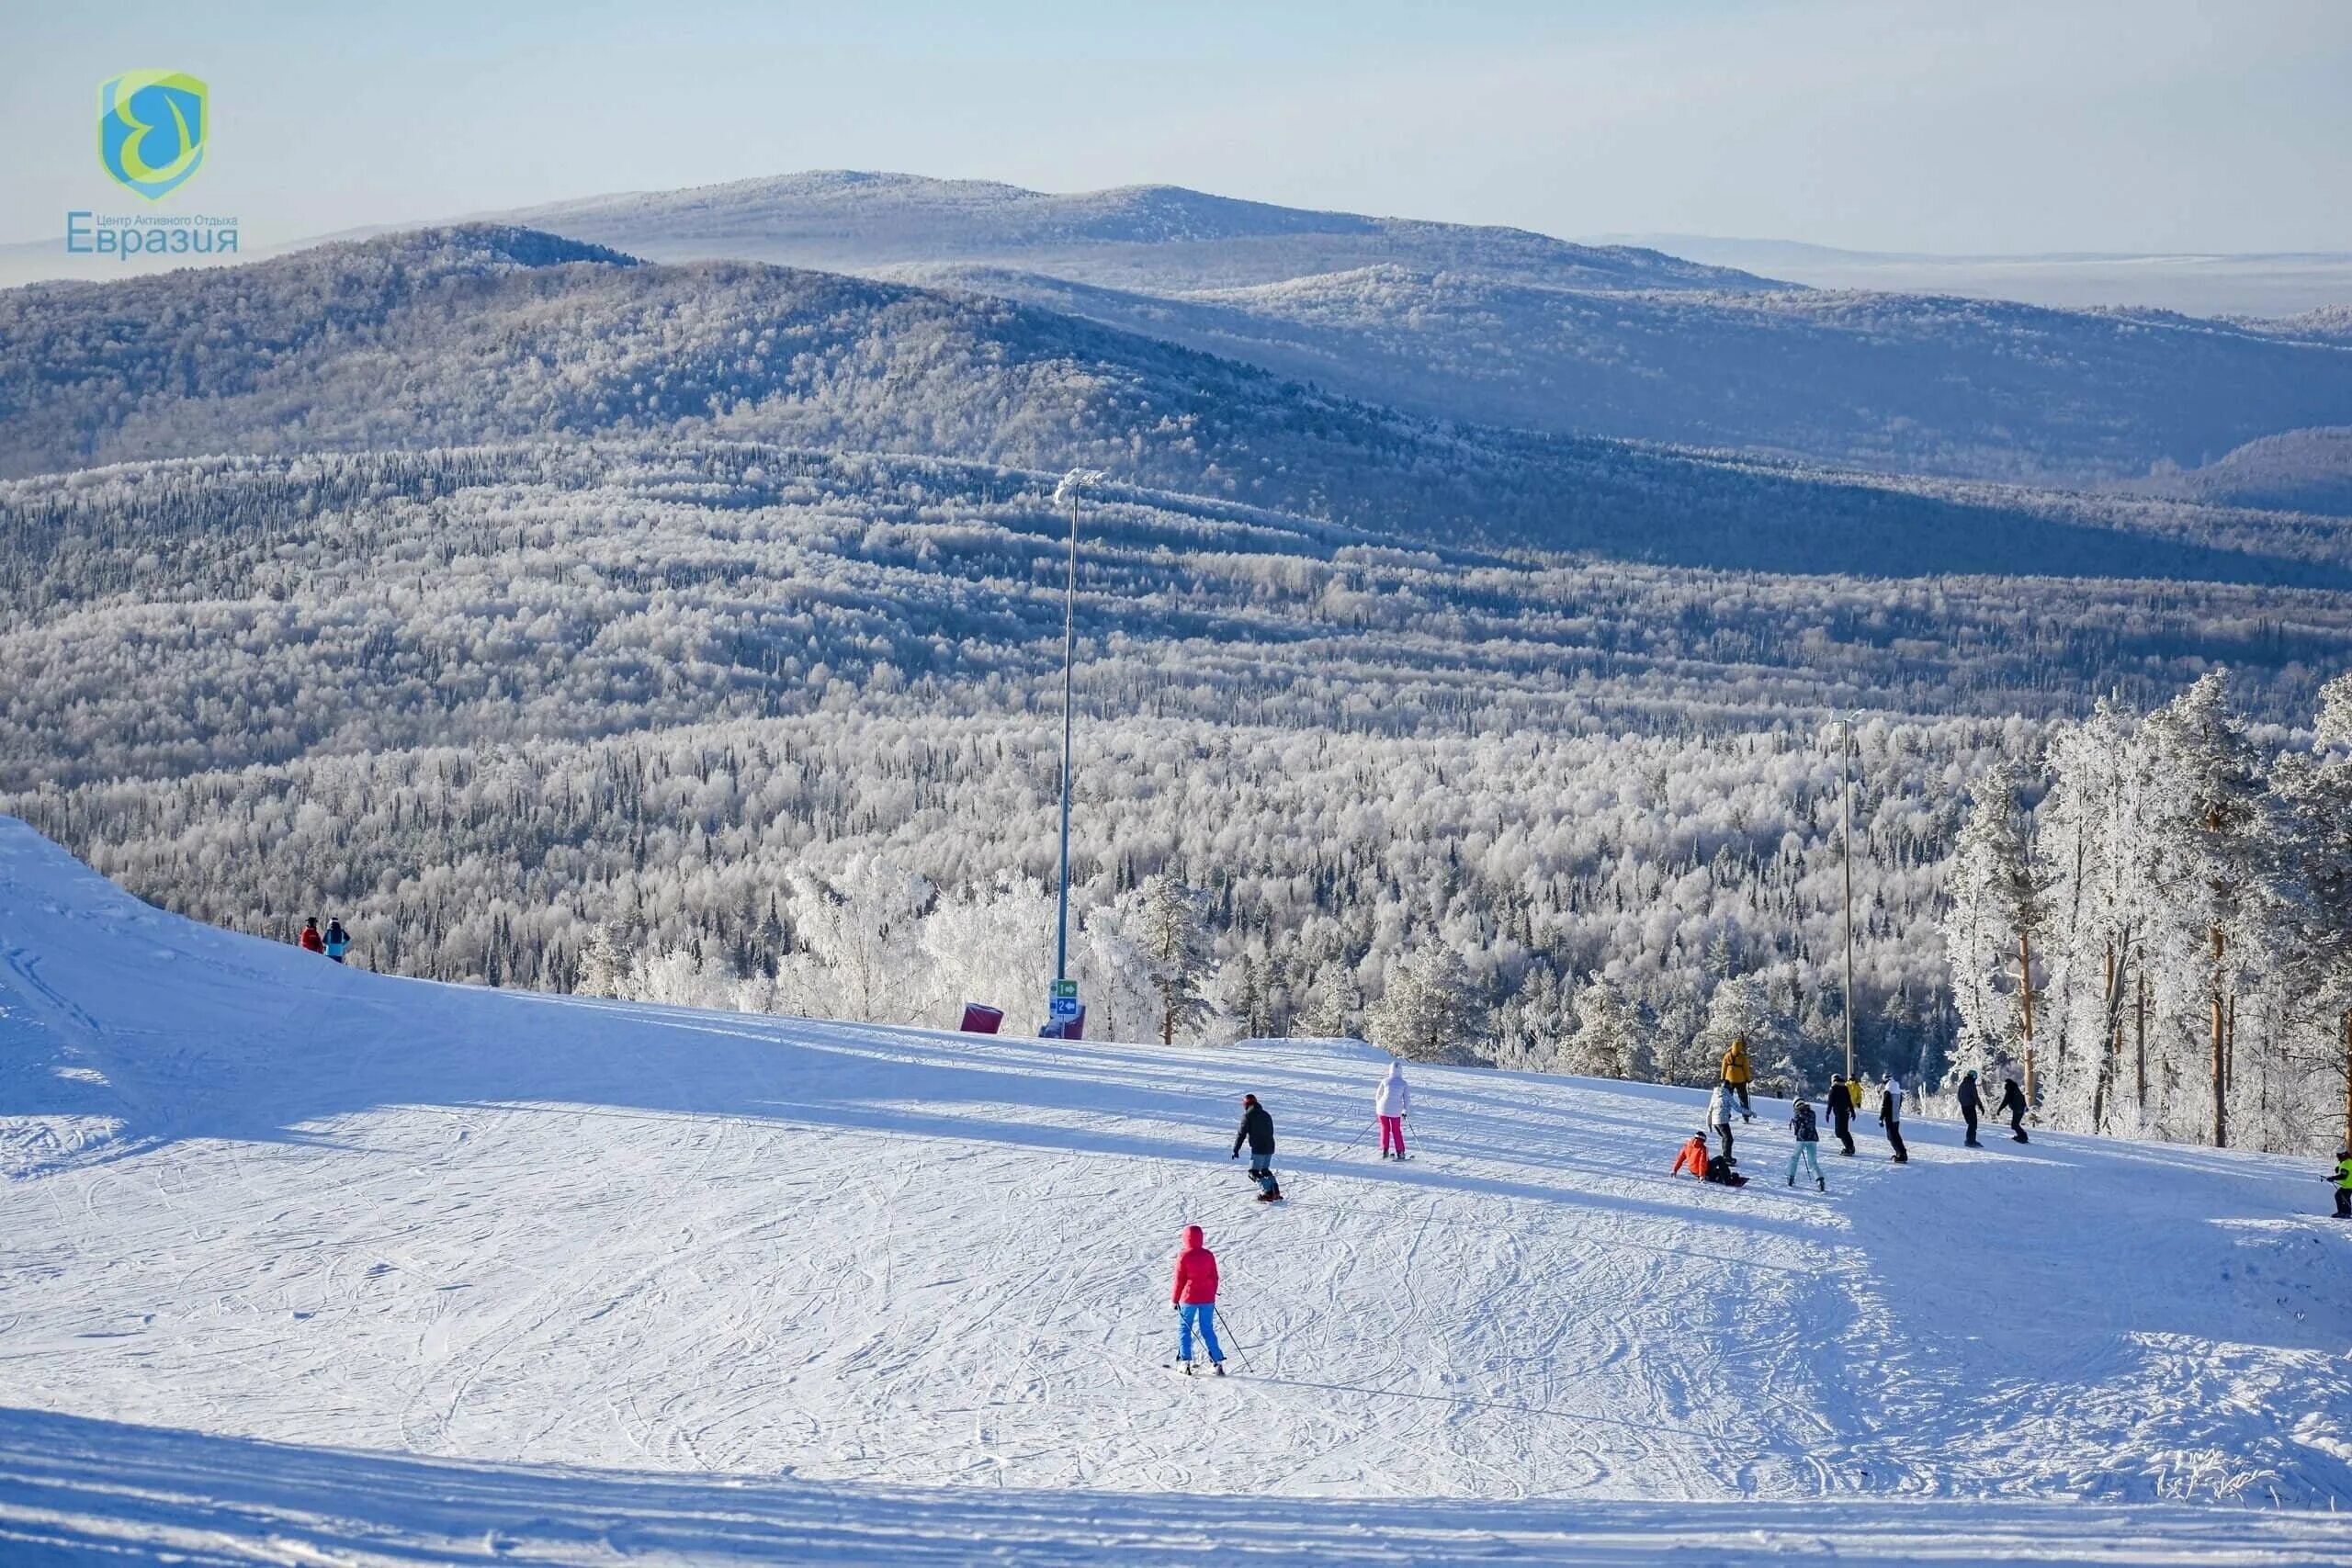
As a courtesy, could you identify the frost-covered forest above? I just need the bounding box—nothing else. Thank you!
[4,215,2351,1158]
[1943,671,2352,1155]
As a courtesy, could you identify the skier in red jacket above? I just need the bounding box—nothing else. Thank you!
[1170,1224,1227,1375]
[298,917,326,954]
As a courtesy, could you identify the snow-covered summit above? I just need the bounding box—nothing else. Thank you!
[498,169,1779,294]
[4,817,2350,1561]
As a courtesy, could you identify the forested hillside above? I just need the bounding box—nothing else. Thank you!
[893,263,2352,483]
[6,441,2352,1148]
[4,216,2350,1157]
[489,170,2352,485]
[4,226,2347,585]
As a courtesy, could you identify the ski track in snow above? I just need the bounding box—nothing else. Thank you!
[4,816,2352,1563]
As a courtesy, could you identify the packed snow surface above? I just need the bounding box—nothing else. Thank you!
[3,816,2348,1564]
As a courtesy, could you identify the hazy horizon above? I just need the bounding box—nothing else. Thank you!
[8,1,2350,258]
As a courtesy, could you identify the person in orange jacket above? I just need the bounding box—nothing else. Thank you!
[1670,1133,1712,1179]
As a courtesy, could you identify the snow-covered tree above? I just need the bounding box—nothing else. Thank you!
[1940,761,2041,1096]
[1129,874,1213,1045]
[1559,976,1648,1081]
[775,856,934,1024]
[573,924,631,999]
[1370,946,1483,1064]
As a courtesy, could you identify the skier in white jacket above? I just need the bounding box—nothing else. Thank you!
[1707,1080,1738,1163]
[1375,1060,1411,1160]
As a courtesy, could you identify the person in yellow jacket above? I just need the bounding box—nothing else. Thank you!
[2333,1149,2351,1221]
[1719,1036,1756,1122]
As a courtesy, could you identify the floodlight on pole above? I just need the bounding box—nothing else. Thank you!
[1841,711,1860,1084]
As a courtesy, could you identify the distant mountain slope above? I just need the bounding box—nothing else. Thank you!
[11,443,2351,795]
[881,262,2352,483]
[502,169,1781,295]
[2130,426,2352,517]
[5,225,2349,588]
[483,174,2352,485]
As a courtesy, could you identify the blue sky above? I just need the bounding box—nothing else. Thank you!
[7,0,2349,252]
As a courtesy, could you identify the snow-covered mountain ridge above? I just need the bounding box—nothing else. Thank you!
[481,170,2352,485]
[503,169,1775,294]
[4,817,2349,1562]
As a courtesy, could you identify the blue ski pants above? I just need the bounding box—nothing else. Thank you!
[1177,1302,1225,1364]
[1788,1142,1824,1184]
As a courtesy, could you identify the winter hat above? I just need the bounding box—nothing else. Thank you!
[1181,1224,1204,1248]
[1242,1093,1259,1107]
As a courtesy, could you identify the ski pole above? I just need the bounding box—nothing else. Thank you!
[1216,1301,1256,1374]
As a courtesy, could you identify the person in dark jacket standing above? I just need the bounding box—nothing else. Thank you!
[2330,1150,2350,1220]
[1878,1077,1909,1164]
[1826,1073,1857,1156]
[1231,1093,1282,1201]
[1998,1077,2030,1143]
[1786,1099,1826,1190]
[1957,1070,1984,1147]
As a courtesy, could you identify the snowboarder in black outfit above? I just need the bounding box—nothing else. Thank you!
[1826,1073,1857,1156]
[1231,1093,1282,1201]
[1957,1070,1984,1147]
[1879,1077,1909,1164]
[1998,1077,2030,1143]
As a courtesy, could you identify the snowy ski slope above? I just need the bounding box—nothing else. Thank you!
[3,815,2350,1565]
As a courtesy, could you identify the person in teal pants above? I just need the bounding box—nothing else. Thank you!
[1787,1099,1826,1190]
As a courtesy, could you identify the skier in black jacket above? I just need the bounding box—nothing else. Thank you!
[1957,1070,1984,1147]
[1826,1073,1857,1156]
[1231,1093,1282,1201]
[1998,1077,2030,1143]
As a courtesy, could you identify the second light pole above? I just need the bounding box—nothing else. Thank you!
[1840,711,1860,1085]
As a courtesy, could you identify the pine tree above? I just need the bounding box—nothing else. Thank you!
[1135,873,1212,1045]
[574,924,631,998]
[1940,761,2041,1095]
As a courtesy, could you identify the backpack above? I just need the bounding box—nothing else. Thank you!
[1792,1103,1816,1142]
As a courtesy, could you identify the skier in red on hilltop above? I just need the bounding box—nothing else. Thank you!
[298,917,326,955]
[1169,1224,1227,1375]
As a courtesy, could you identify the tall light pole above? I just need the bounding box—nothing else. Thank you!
[1049,469,1102,989]
[1840,713,1859,1084]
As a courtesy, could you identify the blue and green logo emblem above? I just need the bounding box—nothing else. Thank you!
[98,71,209,201]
